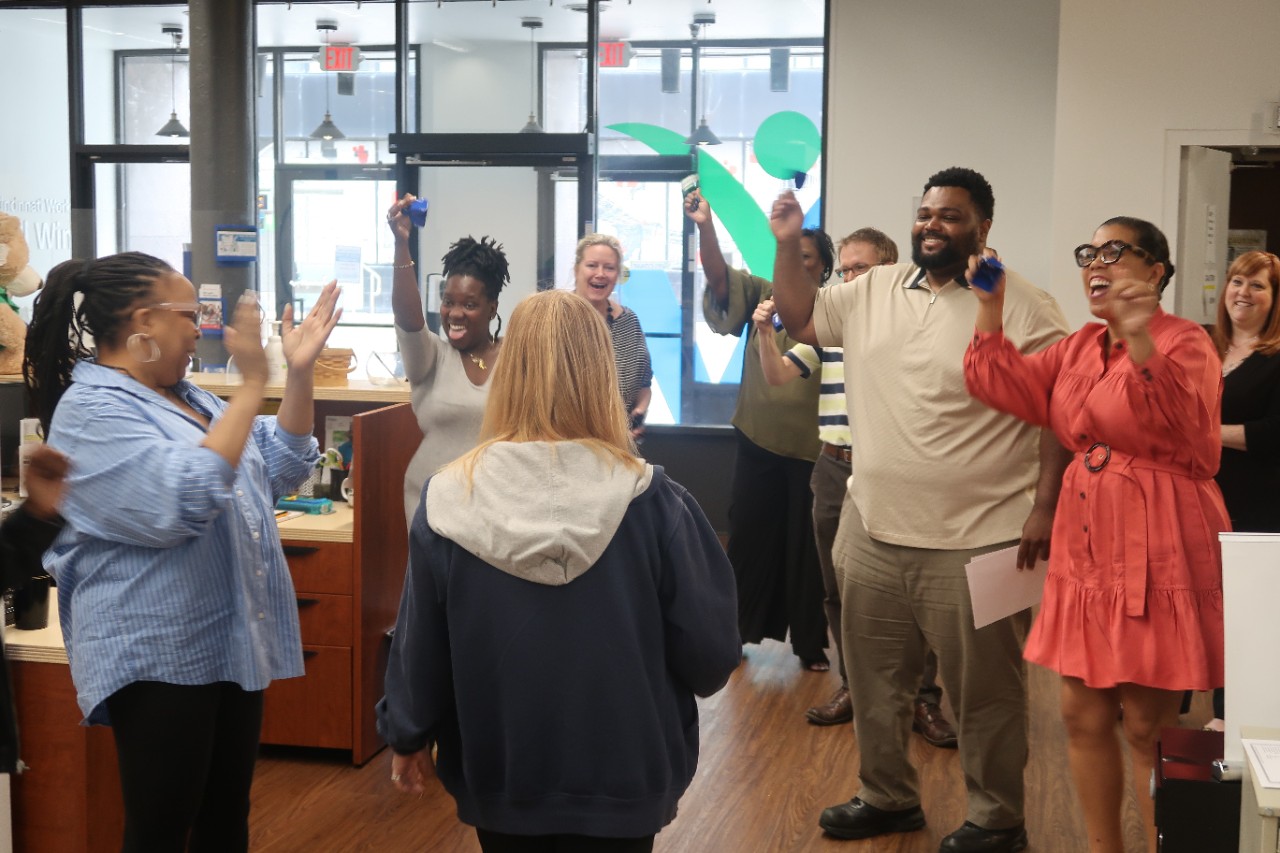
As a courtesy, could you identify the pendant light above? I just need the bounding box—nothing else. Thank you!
[519,18,545,133]
[684,14,721,146]
[310,21,345,141]
[155,25,189,138]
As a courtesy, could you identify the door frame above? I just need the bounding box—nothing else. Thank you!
[273,163,396,322]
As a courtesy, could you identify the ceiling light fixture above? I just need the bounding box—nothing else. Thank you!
[684,14,721,147]
[310,21,345,141]
[519,18,545,133]
[155,25,189,138]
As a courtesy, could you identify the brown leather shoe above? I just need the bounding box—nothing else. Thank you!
[806,686,853,726]
[912,698,958,748]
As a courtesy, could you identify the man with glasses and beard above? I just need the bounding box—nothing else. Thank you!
[769,168,1071,853]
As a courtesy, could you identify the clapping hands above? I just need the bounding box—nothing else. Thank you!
[282,280,343,371]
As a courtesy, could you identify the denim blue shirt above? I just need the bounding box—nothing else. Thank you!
[44,361,315,724]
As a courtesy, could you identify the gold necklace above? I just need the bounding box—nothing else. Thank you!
[467,352,487,371]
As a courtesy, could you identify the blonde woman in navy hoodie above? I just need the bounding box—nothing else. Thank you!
[377,289,740,853]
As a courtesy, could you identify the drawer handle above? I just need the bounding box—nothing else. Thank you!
[303,649,319,660]
[282,545,319,557]
[296,597,320,608]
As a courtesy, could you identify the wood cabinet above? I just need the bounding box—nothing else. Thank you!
[260,401,418,765]
[7,638,124,853]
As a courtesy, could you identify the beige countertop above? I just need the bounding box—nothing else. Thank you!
[3,503,358,665]
[4,597,64,664]
[189,371,410,403]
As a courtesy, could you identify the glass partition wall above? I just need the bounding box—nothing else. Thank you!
[29,0,826,426]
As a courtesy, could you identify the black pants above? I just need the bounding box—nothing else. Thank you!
[727,429,828,661]
[104,680,264,853]
[476,829,655,853]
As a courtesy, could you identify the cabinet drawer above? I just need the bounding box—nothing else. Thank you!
[261,645,352,749]
[295,593,352,647]
[280,541,352,595]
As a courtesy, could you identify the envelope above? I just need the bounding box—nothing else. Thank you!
[965,545,1046,629]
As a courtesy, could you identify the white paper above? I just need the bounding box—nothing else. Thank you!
[1243,739,1280,789]
[964,545,1046,629]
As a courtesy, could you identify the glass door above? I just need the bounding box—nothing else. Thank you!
[552,164,739,427]
[274,167,399,364]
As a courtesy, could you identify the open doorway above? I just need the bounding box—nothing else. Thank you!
[1172,142,1280,328]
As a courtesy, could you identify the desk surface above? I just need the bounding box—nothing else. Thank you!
[1242,726,1280,814]
[6,597,65,664]
[189,372,410,403]
[2,501,358,665]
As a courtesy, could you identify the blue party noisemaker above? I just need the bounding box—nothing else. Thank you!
[407,198,429,227]
[970,256,1005,292]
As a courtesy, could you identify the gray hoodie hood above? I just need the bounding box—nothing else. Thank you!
[425,441,654,586]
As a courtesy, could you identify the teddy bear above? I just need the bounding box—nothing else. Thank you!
[0,213,42,376]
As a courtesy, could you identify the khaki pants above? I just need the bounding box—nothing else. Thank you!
[834,498,1029,829]
[811,452,942,703]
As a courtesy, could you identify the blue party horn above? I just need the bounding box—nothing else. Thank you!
[407,198,429,228]
[970,256,1005,292]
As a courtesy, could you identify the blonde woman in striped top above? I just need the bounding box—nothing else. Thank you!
[572,233,653,437]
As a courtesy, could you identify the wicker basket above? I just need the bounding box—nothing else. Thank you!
[314,348,358,386]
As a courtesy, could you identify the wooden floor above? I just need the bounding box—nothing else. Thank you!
[249,639,1211,852]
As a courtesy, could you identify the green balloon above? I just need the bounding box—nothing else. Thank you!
[754,111,821,181]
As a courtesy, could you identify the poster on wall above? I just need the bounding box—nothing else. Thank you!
[198,283,223,337]
[215,225,257,265]
[1227,229,1267,266]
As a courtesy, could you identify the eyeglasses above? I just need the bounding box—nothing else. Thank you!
[151,301,202,323]
[1073,240,1156,268]
[835,265,871,281]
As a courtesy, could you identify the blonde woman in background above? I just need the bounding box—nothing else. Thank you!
[572,233,653,437]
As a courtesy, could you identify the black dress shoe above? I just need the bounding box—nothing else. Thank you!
[938,821,1028,853]
[806,686,853,726]
[819,797,925,840]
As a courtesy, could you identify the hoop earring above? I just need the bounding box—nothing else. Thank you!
[127,333,161,364]
[491,314,502,343]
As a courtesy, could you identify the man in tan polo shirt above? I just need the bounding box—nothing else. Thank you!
[769,168,1071,853]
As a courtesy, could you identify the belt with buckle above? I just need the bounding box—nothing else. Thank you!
[1083,442,1111,472]
[822,442,853,463]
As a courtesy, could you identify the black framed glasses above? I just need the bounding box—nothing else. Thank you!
[1073,240,1155,268]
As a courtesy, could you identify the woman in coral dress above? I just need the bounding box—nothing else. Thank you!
[962,217,1228,853]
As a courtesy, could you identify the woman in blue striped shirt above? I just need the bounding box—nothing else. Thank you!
[24,253,341,853]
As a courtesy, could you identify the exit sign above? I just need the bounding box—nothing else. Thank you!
[321,45,362,72]
[598,41,633,68]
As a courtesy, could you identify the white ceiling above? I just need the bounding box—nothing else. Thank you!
[3,1,825,50]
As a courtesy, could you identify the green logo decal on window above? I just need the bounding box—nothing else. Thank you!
[608,111,821,277]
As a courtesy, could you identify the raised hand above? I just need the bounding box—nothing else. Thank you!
[683,190,711,225]
[964,250,1006,303]
[770,192,804,242]
[224,292,268,385]
[282,280,343,370]
[386,193,415,243]
[1109,278,1159,340]
[752,298,777,333]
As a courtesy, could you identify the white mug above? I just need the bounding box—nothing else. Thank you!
[340,476,355,508]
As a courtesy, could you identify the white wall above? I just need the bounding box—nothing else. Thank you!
[413,41,541,331]
[0,11,71,302]
[826,0,1061,293]
[1049,0,1280,328]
